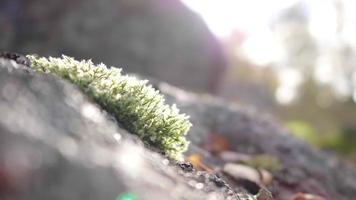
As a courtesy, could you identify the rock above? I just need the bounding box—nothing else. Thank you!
[255,188,273,200]
[259,169,273,186]
[0,54,31,73]
[179,162,194,172]
[223,163,261,185]
[0,0,227,93]
[158,82,356,200]
[0,58,243,200]
[0,52,31,67]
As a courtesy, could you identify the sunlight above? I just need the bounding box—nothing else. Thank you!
[308,0,338,43]
[314,56,334,84]
[275,68,303,104]
[181,0,300,38]
[181,0,356,104]
[241,28,284,66]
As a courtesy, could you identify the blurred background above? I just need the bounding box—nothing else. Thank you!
[1,0,356,160]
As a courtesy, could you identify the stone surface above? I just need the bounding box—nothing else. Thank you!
[0,0,226,93]
[159,82,356,200]
[5,53,356,199]
[0,58,249,200]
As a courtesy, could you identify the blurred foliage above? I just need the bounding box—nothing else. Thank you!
[278,78,356,158]
[218,0,356,159]
[286,119,356,158]
[286,121,320,147]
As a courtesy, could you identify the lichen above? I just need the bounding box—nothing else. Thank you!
[27,55,191,159]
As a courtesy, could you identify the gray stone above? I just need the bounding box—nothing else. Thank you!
[0,59,242,200]
[0,0,226,93]
[159,82,356,200]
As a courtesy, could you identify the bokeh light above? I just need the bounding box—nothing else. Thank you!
[116,192,137,200]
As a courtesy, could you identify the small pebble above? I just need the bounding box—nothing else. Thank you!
[223,163,261,184]
[292,193,325,200]
[162,159,169,165]
[113,133,122,142]
[255,188,273,200]
[195,182,204,189]
[259,169,273,186]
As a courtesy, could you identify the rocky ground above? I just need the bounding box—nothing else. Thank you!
[0,55,256,200]
[159,83,356,200]
[0,55,356,200]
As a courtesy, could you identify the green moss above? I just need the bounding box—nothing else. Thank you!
[27,55,191,159]
[245,154,281,172]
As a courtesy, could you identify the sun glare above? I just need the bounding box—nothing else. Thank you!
[308,0,338,43]
[181,0,299,38]
[276,68,303,104]
[181,0,356,104]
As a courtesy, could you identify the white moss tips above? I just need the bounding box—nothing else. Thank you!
[27,55,191,159]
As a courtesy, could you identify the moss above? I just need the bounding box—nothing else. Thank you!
[27,55,191,159]
[245,154,282,172]
[286,120,321,147]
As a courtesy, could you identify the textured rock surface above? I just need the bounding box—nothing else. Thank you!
[4,52,356,199]
[0,58,250,200]
[159,83,356,200]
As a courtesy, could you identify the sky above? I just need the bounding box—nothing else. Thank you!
[179,0,301,68]
[180,0,356,104]
[180,0,299,37]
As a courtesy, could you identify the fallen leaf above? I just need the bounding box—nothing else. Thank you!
[186,154,213,172]
[204,133,230,154]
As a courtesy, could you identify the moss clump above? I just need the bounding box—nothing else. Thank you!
[27,55,191,159]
